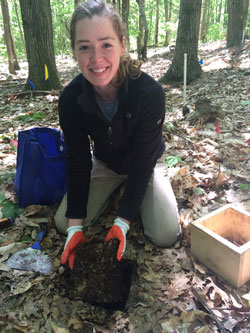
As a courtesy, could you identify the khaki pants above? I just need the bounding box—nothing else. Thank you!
[55,156,181,247]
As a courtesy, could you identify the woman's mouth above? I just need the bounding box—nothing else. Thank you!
[90,67,108,74]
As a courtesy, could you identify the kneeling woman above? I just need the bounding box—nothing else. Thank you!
[55,0,181,269]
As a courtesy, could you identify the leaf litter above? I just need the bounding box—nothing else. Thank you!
[0,41,250,332]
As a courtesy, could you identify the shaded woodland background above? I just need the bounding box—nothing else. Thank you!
[1,0,250,87]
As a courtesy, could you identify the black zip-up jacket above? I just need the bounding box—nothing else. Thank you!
[58,71,165,222]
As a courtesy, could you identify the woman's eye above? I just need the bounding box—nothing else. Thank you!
[103,43,112,49]
[80,45,89,51]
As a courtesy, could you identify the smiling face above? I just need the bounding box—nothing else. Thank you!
[73,15,125,93]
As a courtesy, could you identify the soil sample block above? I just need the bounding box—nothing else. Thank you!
[69,239,134,308]
[191,204,250,287]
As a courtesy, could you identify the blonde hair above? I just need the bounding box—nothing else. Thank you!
[70,0,141,85]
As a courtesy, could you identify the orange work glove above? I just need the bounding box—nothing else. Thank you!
[60,225,86,270]
[105,218,130,261]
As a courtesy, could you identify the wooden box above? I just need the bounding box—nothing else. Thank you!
[191,204,250,288]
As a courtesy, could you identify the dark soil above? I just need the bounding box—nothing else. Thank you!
[63,239,136,310]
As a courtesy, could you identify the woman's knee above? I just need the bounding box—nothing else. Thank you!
[143,216,182,248]
[54,195,68,235]
[54,214,67,235]
[145,226,181,247]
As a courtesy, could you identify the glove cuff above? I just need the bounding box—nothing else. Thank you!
[114,218,130,234]
[66,225,83,246]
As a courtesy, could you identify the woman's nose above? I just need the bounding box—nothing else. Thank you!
[91,47,102,62]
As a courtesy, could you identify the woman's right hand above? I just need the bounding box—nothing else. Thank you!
[60,225,86,269]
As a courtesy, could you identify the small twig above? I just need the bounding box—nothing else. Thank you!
[1,83,26,89]
[213,306,250,313]
[5,90,60,99]
[192,287,227,333]
[213,163,221,187]
[0,78,26,84]
[183,53,187,107]
[164,127,193,144]
[228,305,250,313]
[166,128,194,152]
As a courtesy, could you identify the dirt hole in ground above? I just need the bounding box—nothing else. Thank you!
[62,239,136,310]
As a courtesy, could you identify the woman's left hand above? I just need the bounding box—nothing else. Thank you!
[105,217,130,261]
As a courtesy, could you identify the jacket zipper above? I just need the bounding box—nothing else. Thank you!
[108,126,113,145]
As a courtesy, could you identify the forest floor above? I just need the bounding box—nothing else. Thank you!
[0,40,250,333]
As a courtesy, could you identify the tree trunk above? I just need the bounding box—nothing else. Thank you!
[199,0,207,40]
[1,0,20,74]
[74,0,81,8]
[122,0,130,50]
[217,0,223,23]
[204,0,211,40]
[14,0,27,60]
[109,0,119,10]
[154,0,160,45]
[199,0,206,40]
[160,0,202,84]
[227,0,244,47]
[199,0,210,41]
[136,0,148,60]
[19,0,61,90]
[243,0,249,31]
[164,0,173,46]
[148,7,153,44]
[169,0,173,20]
[224,0,228,28]
[137,9,143,59]
[164,0,169,46]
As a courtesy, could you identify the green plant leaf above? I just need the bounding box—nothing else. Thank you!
[241,100,250,106]
[193,187,204,196]
[15,111,45,123]
[0,192,5,203]
[0,200,21,219]
[165,155,182,167]
[0,172,16,184]
[21,235,32,243]
[239,183,250,191]
[165,122,175,130]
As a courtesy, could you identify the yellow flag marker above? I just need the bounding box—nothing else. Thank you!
[45,64,49,81]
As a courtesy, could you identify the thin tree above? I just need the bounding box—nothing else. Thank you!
[14,0,27,60]
[223,0,228,28]
[137,3,143,59]
[106,0,118,9]
[1,0,20,74]
[164,0,172,46]
[227,0,244,47]
[136,0,148,60]
[154,0,160,45]
[199,0,210,42]
[160,0,202,84]
[217,0,223,23]
[199,0,206,40]
[243,0,250,33]
[19,0,61,90]
[74,0,81,8]
[122,0,130,50]
[117,0,121,12]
